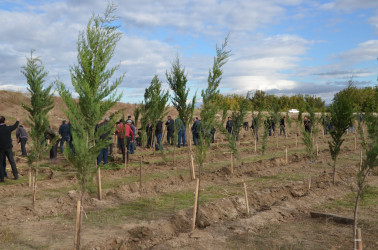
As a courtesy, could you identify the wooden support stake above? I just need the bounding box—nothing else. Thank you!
[32,175,36,206]
[191,155,196,180]
[308,174,311,191]
[316,141,319,157]
[360,150,363,171]
[295,134,298,147]
[29,168,32,188]
[124,150,127,170]
[230,153,234,174]
[192,178,200,231]
[354,135,357,150]
[139,156,142,192]
[356,228,362,250]
[74,200,81,250]
[254,138,257,153]
[243,182,250,215]
[285,146,288,165]
[97,166,102,200]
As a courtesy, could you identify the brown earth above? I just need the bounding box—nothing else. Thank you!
[0,90,377,250]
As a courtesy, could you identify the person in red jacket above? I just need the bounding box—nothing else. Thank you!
[0,116,20,182]
[115,120,134,163]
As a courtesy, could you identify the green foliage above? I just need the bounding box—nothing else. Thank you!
[328,83,354,183]
[21,51,55,173]
[57,4,123,196]
[228,96,249,158]
[139,75,169,147]
[248,91,325,112]
[166,57,196,127]
[286,110,292,128]
[133,104,142,128]
[196,36,231,168]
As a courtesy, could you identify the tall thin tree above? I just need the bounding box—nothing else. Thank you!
[22,51,55,206]
[57,4,123,249]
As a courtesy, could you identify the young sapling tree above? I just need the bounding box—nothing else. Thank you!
[21,51,55,206]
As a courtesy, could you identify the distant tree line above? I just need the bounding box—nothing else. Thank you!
[215,86,377,113]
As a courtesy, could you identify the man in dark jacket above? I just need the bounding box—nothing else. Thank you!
[96,117,111,165]
[45,127,59,159]
[0,116,19,182]
[175,118,186,148]
[16,124,28,156]
[226,117,233,134]
[59,120,71,153]
[155,120,163,151]
[165,116,175,145]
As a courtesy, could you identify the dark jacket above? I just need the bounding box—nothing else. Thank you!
[155,121,163,135]
[16,126,28,142]
[226,120,233,132]
[165,118,175,132]
[0,121,19,150]
[59,123,71,138]
[146,124,153,136]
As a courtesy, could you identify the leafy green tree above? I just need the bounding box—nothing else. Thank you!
[57,5,123,249]
[166,57,196,128]
[194,37,231,228]
[328,83,354,184]
[353,111,378,249]
[139,75,169,149]
[21,51,54,206]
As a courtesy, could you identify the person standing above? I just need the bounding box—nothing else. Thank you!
[146,121,153,148]
[59,120,71,153]
[16,124,28,156]
[251,114,259,142]
[115,119,134,162]
[165,116,175,145]
[128,120,136,154]
[96,117,111,165]
[226,117,233,134]
[155,120,163,151]
[0,116,19,182]
[280,116,286,136]
[175,117,186,148]
[191,117,200,145]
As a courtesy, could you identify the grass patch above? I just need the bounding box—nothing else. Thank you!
[85,184,240,227]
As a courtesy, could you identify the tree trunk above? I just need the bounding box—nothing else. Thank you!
[332,159,336,185]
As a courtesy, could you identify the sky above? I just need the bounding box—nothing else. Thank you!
[0,0,377,105]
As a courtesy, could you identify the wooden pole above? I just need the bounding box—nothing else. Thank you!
[29,168,32,188]
[192,178,200,231]
[360,150,363,171]
[74,200,81,250]
[308,174,311,191]
[243,182,250,215]
[296,133,298,147]
[285,146,288,165]
[32,175,36,207]
[191,154,196,180]
[356,228,362,250]
[139,156,142,192]
[316,141,319,157]
[124,149,127,170]
[230,153,234,174]
[354,135,357,150]
[254,138,257,153]
[97,166,102,200]
[188,151,193,180]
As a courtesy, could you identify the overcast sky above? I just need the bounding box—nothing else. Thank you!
[0,0,377,104]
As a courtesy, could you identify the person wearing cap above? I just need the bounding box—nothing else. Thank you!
[59,120,71,153]
[0,116,20,182]
[16,123,28,156]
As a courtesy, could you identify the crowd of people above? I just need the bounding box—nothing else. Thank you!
[1,112,359,182]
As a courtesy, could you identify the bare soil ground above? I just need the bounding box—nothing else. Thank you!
[0,90,377,250]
